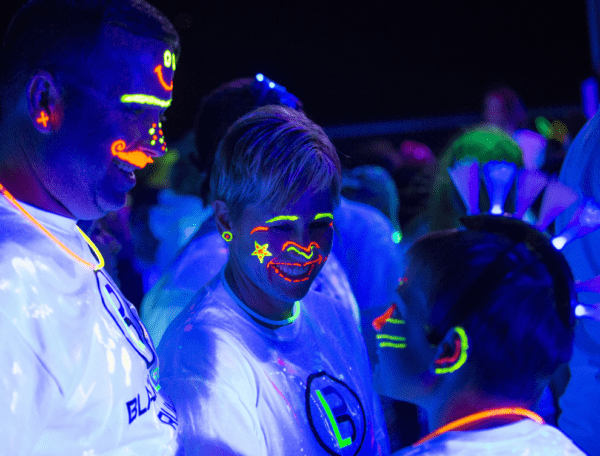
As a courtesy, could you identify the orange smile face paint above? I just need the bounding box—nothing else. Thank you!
[111,140,153,169]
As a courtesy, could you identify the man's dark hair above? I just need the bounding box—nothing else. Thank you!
[406,219,575,402]
[0,0,179,114]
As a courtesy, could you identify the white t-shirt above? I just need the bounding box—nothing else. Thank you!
[158,269,389,456]
[141,214,359,348]
[393,420,586,455]
[0,197,179,455]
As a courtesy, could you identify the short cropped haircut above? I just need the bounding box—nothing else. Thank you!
[191,78,304,201]
[0,0,179,113]
[210,105,341,222]
[406,219,575,402]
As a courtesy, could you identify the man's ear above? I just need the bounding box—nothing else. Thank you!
[213,200,233,236]
[432,326,469,375]
[27,71,63,134]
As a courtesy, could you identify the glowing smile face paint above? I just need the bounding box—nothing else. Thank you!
[266,241,324,283]
[229,189,335,309]
[114,46,175,167]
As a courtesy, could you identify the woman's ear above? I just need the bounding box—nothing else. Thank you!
[431,326,469,375]
[213,200,232,235]
[27,71,63,134]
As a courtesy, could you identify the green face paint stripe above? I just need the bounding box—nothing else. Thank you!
[314,213,334,220]
[376,334,406,341]
[315,389,352,448]
[286,246,314,259]
[265,215,299,223]
[386,318,405,324]
[120,94,172,108]
[378,342,407,349]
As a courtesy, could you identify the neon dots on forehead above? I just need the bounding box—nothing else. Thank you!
[111,140,153,169]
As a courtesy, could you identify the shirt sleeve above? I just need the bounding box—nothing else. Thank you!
[160,331,267,456]
[0,313,61,456]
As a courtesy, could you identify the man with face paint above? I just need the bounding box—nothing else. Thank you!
[0,1,180,454]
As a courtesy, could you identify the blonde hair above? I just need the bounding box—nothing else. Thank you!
[210,105,341,221]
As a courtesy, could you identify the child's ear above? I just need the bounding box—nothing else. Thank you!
[431,326,469,375]
[213,200,232,235]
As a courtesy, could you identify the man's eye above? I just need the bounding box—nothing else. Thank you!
[123,105,144,117]
[271,224,293,232]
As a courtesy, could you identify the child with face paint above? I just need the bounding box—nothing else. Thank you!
[373,216,585,455]
[158,105,389,456]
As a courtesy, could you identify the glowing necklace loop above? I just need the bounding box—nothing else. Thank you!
[0,183,105,271]
[415,407,544,446]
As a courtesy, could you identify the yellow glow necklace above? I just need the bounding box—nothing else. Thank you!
[414,407,544,446]
[0,183,104,271]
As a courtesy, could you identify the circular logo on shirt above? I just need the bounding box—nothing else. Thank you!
[305,371,366,456]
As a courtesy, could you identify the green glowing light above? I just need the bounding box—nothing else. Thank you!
[159,137,164,144]
[287,246,314,259]
[151,140,156,146]
[376,334,405,341]
[316,389,352,448]
[386,318,405,325]
[379,342,407,349]
[266,215,298,223]
[163,49,172,68]
[149,128,156,135]
[392,230,402,244]
[120,94,172,108]
[314,213,334,220]
[535,116,553,138]
[434,326,469,375]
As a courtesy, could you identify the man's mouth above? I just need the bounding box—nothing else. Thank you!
[267,257,323,282]
[111,140,154,169]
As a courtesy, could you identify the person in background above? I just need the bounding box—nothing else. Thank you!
[159,105,389,455]
[374,216,585,455]
[555,104,600,456]
[428,126,524,231]
[0,0,181,453]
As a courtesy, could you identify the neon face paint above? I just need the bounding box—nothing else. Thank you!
[373,303,407,349]
[120,94,172,109]
[265,241,325,283]
[266,215,299,223]
[250,226,269,235]
[251,241,272,264]
[433,327,468,374]
[314,213,334,220]
[281,241,320,260]
[110,140,154,169]
[36,111,49,128]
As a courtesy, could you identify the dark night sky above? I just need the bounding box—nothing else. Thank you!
[2,1,593,140]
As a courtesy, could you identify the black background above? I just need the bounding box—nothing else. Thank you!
[2,1,593,140]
